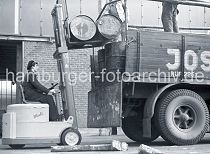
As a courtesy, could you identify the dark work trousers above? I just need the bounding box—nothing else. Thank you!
[26,94,59,121]
[161,2,179,33]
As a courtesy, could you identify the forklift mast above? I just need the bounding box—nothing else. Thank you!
[51,0,77,128]
[51,0,126,129]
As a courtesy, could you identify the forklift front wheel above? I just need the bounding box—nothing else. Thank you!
[9,144,25,149]
[61,128,82,146]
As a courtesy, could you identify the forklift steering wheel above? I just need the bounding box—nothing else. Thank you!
[49,83,59,90]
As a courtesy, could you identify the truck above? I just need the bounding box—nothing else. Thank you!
[55,0,210,146]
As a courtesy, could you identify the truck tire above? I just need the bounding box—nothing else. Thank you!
[61,128,82,146]
[122,116,159,143]
[156,89,209,145]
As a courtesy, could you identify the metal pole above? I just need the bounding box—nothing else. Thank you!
[124,0,128,42]
[148,0,210,8]
[52,4,78,129]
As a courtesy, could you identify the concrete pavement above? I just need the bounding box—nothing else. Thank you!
[1,128,210,154]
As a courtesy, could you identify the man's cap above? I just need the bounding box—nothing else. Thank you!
[27,60,38,70]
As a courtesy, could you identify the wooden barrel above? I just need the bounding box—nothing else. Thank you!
[96,14,122,39]
[70,15,97,41]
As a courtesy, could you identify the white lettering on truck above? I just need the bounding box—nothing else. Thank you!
[166,49,210,72]
[166,49,180,71]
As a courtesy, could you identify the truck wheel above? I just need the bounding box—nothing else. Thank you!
[61,128,82,146]
[157,89,209,145]
[122,116,159,143]
[9,144,25,149]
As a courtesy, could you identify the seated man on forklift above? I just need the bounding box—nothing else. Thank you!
[22,60,59,121]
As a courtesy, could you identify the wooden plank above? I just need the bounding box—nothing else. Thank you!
[125,29,138,73]
[51,140,128,152]
[184,33,210,43]
[138,144,163,154]
[140,39,181,49]
[140,30,181,40]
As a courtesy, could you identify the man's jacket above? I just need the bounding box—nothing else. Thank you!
[22,71,50,100]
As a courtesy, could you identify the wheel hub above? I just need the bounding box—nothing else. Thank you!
[180,113,190,122]
[173,106,195,130]
[65,132,79,146]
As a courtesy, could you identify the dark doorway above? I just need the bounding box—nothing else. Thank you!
[0,41,22,110]
[0,42,17,79]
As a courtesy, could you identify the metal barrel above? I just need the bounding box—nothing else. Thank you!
[70,15,97,41]
[97,49,106,86]
[96,14,122,40]
[105,42,126,73]
[90,55,100,89]
[98,49,106,73]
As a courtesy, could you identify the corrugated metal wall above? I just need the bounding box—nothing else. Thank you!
[0,0,210,36]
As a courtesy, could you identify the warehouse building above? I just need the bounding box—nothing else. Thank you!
[0,0,210,127]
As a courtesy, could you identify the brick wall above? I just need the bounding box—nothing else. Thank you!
[23,41,93,127]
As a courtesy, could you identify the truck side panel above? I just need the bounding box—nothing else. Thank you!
[184,34,210,80]
[126,29,210,84]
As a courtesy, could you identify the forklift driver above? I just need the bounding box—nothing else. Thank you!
[22,60,59,121]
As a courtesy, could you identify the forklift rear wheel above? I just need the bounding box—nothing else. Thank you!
[9,144,25,149]
[61,128,82,146]
[122,116,159,143]
[156,89,209,145]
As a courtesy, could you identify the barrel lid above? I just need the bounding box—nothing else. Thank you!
[70,15,97,41]
[7,104,49,110]
[96,14,122,39]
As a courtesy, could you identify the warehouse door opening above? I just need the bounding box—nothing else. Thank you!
[0,41,22,110]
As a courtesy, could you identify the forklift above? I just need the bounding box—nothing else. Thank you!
[1,0,84,149]
[1,0,123,149]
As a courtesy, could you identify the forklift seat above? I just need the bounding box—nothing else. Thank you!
[19,84,41,104]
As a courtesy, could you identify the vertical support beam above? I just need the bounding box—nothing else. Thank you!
[40,0,43,36]
[98,0,107,14]
[124,0,128,42]
[19,0,22,35]
[204,7,207,28]
[52,4,78,129]
[16,42,23,104]
[140,0,143,25]
[180,35,185,82]
[14,0,20,34]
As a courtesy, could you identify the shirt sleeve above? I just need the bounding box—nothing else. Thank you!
[29,73,50,94]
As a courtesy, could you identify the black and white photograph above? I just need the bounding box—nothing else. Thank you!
[1,0,210,153]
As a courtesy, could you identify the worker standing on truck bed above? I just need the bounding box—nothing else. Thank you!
[22,60,59,121]
[162,0,179,33]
